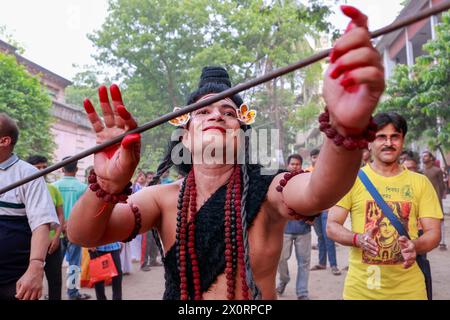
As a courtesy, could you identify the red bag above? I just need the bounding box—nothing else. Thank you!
[89,253,118,284]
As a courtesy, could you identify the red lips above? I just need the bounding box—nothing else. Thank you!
[202,126,226,133]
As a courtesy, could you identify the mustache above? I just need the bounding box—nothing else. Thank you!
[381,147,397,152]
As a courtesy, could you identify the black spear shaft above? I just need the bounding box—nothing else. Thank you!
[1,0,449,195]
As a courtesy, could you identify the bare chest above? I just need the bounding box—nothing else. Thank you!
[158,193,285,299]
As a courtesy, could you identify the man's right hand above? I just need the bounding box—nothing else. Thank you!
[355,226,379,257]
[83,85,141,194]
[15,261,44,300]
[48,237,60,255]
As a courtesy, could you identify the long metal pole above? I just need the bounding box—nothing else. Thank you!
[1,1,449,195]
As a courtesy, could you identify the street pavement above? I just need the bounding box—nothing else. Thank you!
[53,215,450,300]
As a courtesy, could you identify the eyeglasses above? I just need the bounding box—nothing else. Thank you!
[374,135,402,144]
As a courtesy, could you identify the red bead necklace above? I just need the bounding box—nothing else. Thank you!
[176,166,250,300]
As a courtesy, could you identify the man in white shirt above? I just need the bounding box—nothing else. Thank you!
[0,113,59,300]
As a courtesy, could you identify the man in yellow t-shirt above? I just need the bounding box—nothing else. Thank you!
[327,112,443,300]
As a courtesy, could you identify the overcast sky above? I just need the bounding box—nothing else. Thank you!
[0,0,404,81]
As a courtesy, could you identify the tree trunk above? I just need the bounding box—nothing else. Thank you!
[273,78,285,149]
[265,58,285,152]
[160,56,178,108]
[438,145,449,170]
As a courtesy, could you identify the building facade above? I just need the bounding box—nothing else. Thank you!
[376,0,449,166]
[0,39,95,181]
[376,0,445,79]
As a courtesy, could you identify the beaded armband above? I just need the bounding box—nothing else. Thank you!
[276,170,320,222]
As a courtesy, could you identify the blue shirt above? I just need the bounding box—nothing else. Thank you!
[284,220,311,235]
[52,176,87,220]
[161,177,174,184]
[132,183,142,194]
[97,242,121,252]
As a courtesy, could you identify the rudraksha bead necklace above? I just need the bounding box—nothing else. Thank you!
[176,165,249,300]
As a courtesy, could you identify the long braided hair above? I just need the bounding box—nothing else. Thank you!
[239,134,261,299]
[147,141,176,257]
[148,66,261,299]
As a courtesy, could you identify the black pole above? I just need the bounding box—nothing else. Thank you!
[1,1,449,195]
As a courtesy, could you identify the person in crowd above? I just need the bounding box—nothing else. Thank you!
[0,113,59,300]
[53,157,91,300]
[88,242,123,300]
[68,6,386,299]
[422,151,447,251]
[327,112,443,300]
[26,155,65,300]
[276,154,312,300]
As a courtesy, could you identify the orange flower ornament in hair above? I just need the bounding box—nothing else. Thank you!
[237,103,256,125]
[168,107,191,127]
[168,103,257,127]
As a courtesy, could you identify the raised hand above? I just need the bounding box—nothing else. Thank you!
[323,5,385,137]
[84,84,141,194]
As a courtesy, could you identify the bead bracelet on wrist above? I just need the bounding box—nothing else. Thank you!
[87,169,132,204]
[318,108,377,150]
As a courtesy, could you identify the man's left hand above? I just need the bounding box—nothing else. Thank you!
[398,236,416,269]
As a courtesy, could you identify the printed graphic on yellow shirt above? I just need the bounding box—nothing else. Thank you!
[363,200,412,265]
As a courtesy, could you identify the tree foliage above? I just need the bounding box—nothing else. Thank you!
[65,66,102,108]
[0,25,24,54]
[0,52,54,159]
[86,0,336,168]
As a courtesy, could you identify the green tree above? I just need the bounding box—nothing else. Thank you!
[65,66,102,108]
[187,0,334,151]
[285,96,322,147]
[88,0,336,165]
[380,12,450,161]
[0,25,24,54]
[89,0,212,108]
[0,52,54,159]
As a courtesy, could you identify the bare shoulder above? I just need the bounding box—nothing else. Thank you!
[127,179,183,230]
[132,179,182,203]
